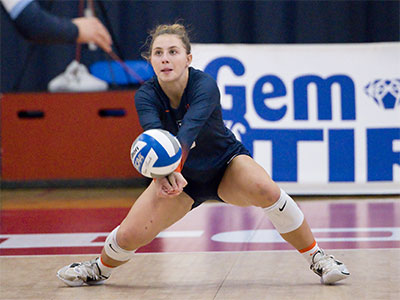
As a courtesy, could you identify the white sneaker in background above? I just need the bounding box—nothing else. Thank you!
[48,60,108,92]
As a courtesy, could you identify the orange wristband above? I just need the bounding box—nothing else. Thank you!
[174,160,183,173]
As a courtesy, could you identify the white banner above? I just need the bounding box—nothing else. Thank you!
[191,42,400,195]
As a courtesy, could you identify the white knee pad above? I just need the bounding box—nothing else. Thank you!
[104,226,136,262]
[263,189,304,234]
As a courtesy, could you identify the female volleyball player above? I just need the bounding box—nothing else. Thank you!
[57,23,349,286]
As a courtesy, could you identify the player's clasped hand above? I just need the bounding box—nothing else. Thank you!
[155,172,187,198]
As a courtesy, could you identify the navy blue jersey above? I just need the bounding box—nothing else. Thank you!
[134,67,247,182]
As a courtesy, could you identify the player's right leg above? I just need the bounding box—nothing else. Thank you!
[57,181,194,287]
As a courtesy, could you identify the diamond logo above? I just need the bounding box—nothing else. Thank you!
[364,79,400,109]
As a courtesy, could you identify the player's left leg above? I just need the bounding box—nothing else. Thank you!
[218,155,350,284]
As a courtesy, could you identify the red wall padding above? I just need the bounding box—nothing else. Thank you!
[1,91,143,181]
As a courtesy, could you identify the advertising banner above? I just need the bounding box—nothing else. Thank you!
[191,43,400,194]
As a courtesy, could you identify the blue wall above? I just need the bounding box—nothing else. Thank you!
[1,0,399,92]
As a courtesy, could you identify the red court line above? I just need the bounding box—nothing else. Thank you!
[1,201,399,256]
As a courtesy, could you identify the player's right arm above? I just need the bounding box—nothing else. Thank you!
[134,88,164,131]
[135,88,186,197]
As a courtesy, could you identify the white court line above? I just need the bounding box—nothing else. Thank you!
[0,230,204,249]
[1,248,399,258]
[1,228,399,249]
[211,227,400,243]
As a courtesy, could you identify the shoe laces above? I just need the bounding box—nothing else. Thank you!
[63,61,89,83]
[74,260,106,281]
[63,69,80,84]
[312,252,338,274]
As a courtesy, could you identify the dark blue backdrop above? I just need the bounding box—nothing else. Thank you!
[1,0,399,92]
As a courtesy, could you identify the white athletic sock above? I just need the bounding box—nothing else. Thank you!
[96,257,114,277]
[299,240,321,265]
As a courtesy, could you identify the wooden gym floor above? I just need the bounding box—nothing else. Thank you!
[0,188,399,300]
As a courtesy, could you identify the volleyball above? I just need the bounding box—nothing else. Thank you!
[130,129,182,178]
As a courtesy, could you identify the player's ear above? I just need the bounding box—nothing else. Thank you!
[186,53,192,67]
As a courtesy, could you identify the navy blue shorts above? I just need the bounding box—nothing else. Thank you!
[182,145,251,209]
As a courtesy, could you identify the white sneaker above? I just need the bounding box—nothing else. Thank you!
[48,60,108,92]
[310,250,350,284]
[57,258,109,287]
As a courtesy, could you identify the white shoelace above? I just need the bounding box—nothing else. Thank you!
[75,261,104,281]
[313,254,338,274]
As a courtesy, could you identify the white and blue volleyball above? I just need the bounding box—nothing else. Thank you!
[130,129,182,178]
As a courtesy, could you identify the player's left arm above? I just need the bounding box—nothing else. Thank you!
[176,77,220,165]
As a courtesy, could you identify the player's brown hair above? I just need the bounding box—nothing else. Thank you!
[141,23,191,61]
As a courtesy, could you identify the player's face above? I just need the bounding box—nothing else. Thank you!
[150,34,192,84]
